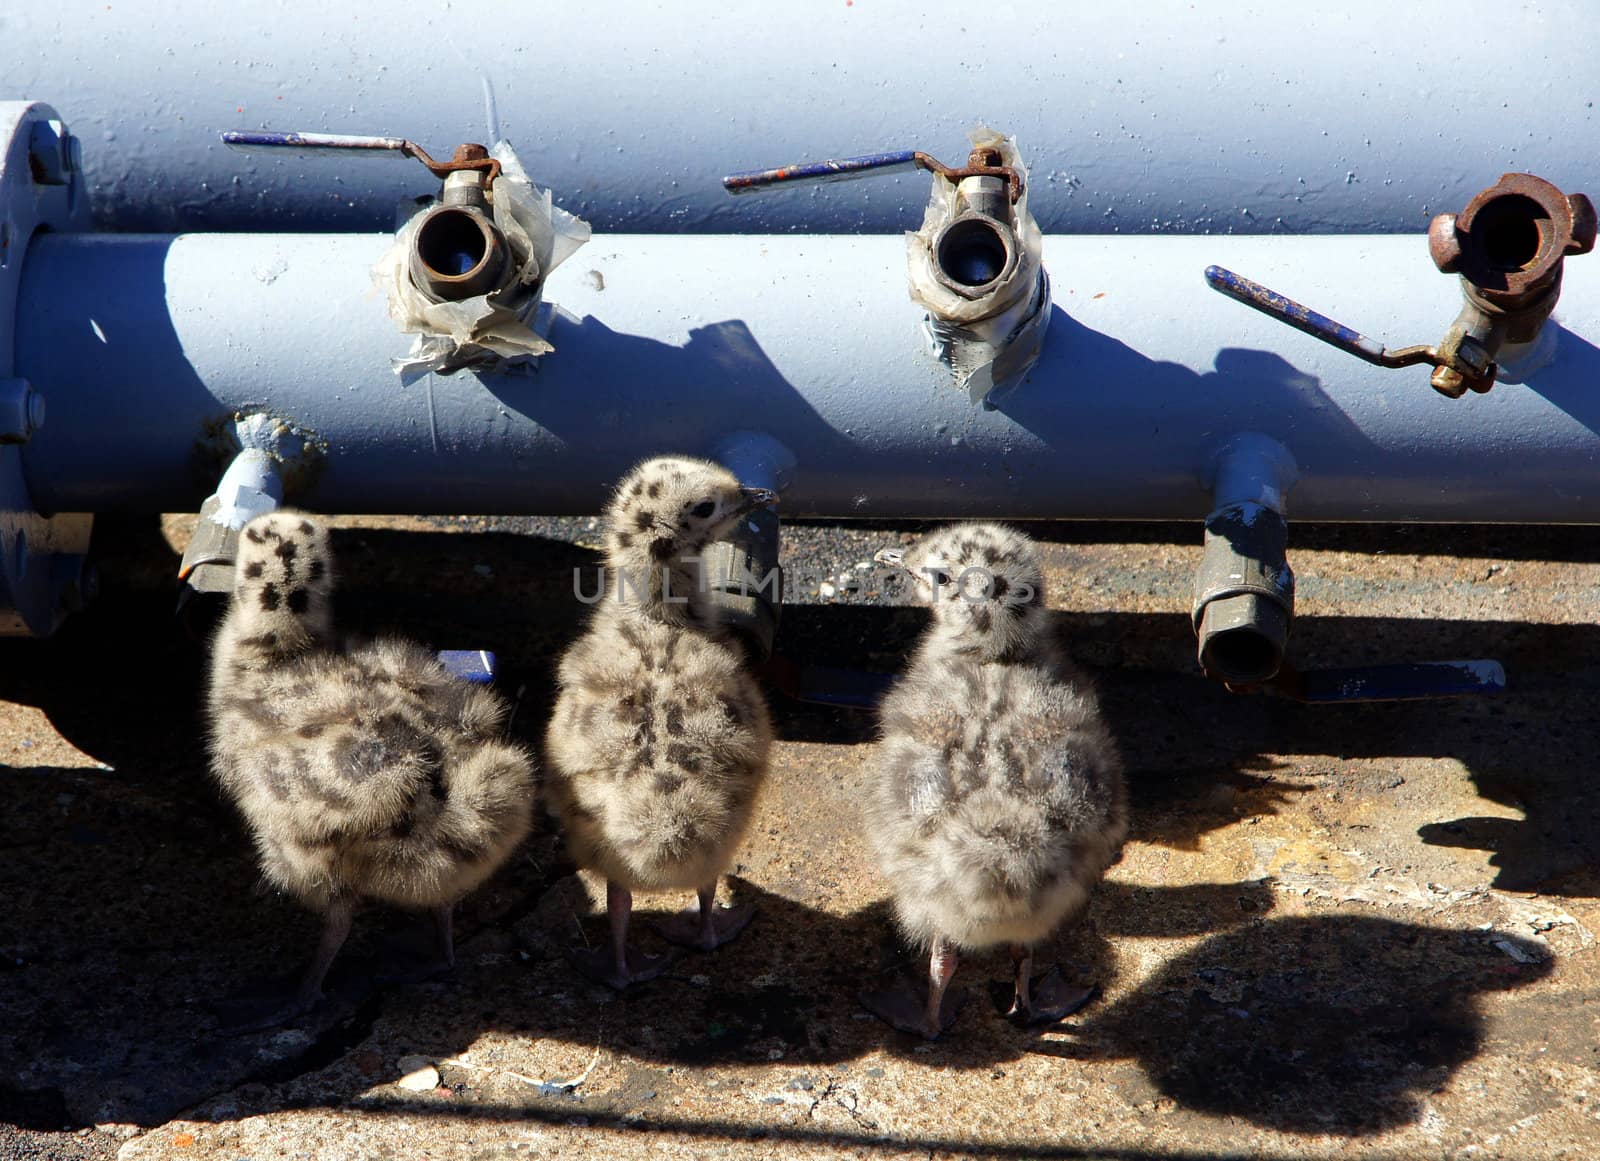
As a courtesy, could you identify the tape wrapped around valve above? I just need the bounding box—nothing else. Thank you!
[373,142,591,378]
[905,128,1050,405]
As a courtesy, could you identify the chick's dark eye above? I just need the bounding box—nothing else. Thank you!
[932,571,952,587]
[690,500,716,519]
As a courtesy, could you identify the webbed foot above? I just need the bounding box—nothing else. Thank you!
[213,987,322,1036]
[656,896,755,951]
[566,942,677,991]
[1006,965,1097,1026]
[860,979,967,1040]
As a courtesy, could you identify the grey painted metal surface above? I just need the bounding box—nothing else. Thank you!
[15,230,1600,522]
[4,1,1596,234]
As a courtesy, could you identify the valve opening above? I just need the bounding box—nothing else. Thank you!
[936,217,1010,288]
[417,208,492,278]
[1476,194,1548,272]
[1200,626,1281,686]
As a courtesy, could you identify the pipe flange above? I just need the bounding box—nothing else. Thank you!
[1428,173,1596,309]
[0,102,93,635]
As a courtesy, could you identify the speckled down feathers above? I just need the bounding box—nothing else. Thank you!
[545,457,772,891]
[207,511,536,912]
[865,523,1127,951]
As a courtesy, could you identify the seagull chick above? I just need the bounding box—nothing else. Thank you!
[862,523,1126,1038]
[546,455,776,989]
[206,510,536,1028]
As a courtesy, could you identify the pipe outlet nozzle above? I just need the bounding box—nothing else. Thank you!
[1193,501,1294,686]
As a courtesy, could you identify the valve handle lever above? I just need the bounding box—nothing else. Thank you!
[222,130,413,157]
[1203,265,1440,371]
[722,149,924,194]
[221,130,501,184]
[724,147,1023,202]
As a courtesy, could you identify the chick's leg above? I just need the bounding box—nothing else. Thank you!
[373,902,456,985]
[568,880,673,990]
[432,902,455,969]
[217,895,355,1035]
[860,932,967,1040]
[296,895,355,1005]
[657,881,755,951]
[924,935,963,1037]
[1007,944,1033,1017]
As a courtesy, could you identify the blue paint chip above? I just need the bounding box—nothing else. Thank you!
[437,649,497,683]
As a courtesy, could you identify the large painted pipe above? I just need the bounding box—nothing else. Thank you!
[15,229,1600,522]
[4,1,1596,235]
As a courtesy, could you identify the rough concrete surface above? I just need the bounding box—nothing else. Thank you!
[2,514,1597,1160]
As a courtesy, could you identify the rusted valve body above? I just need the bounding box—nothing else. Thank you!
[1425,173,1596,396]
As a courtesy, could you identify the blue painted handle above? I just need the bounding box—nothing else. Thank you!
[723,149,920,195]
[1204,265,1390,363]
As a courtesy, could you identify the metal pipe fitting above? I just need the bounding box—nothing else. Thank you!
[407,166,511,303]
[1207,171,1595,399]
[921,148,1025,303]
[699,433,794,663]
[1426,173,1596,397]
[1194,506,1293,686]
[719,136,1037,404]
[176,446,284,597]
[1192,436,1299,688]
[904,139,1050,405]
[0,378,44,444]
[930,165,1019,300]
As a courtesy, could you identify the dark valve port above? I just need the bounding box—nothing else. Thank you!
[1198,604,1288,685]
[1192,501,1293,687]
[936,216,1011,288]
[410,206,508,300]
[1475,194,1546,273]
[417,208,491,278]
[1428,173,1595,303]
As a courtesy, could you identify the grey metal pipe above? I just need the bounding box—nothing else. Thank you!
[6,0,1597,235]
[16,230,1600,522]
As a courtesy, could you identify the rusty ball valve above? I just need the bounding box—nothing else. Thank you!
[1206,171,1595,401]
[1425,173,1596,396]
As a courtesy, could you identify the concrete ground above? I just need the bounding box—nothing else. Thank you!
[2,513,1598,1160]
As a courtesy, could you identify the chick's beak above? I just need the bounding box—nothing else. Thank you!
[874,548,906,569]
[738,486,780,513]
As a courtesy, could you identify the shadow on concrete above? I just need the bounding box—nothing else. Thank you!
[783,513,1600,565]
[1018,518,1600,564]
[1049,915,1549,1134]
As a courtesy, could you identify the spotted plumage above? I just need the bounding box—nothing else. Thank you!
[862,523,1126,1038]
[545,456,776,988]
[206,510,536,1027]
